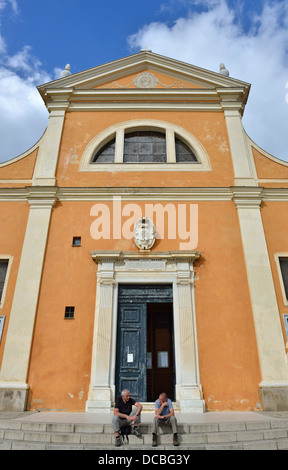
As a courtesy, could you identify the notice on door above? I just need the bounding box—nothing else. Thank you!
[158,351,169,368]
[127,353,134,363]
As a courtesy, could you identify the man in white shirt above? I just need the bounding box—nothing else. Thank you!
[152,392,179,446]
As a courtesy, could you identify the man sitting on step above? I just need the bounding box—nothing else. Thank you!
[152,392,179,447]
[113,389,143,446]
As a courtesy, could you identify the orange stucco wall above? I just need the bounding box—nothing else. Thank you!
[253,147,288,185]
[0,201,30,366]
[4,57,288,414]
[0,149,38,187]
[55,110,234,188]
[26,199,261,411]
[261,201,288,340]
[93,69,203,89]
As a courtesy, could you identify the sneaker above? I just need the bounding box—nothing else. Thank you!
[173,433,179,446]
[152,433,157,447]
[133,427,142,438]
[115,436,121,447]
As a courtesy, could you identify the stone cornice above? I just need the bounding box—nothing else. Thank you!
[90,250,201,263]
[37,52,250,114]
[0,188,28,201]
[26,186,58,208]
[231,187,263,209]
[56,187,233,201]
[2,186,288,203]
[41,86,247,114]
[261,188,288,201]
[38,51,250,92]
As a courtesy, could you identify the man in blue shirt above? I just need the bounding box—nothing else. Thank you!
[152,392,179,446]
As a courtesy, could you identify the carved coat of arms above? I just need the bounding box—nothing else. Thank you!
[133,217,156,250]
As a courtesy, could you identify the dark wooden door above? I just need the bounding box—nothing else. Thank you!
[115,284,174,402]
[115,303,147,401]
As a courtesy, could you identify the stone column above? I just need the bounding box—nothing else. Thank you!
[0,187,57,411]
[174,259,205,412]
[233,188,288,410]
[86,259,116,413]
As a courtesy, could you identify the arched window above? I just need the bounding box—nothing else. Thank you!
[91,128,198,164]
[175,136,197,162]
[92,138,115,163]
[123,131,166,163]
[81,120,211,171]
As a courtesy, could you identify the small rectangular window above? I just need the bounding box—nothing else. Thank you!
[279,257,288,300]
[72,237,81,247]
[0,260,9,304]
[65,306,75,319]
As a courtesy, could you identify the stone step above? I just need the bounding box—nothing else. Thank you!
[1,437,288,451]
[1,418,288,433]
[0,418,288,450]
[0,429,287,445]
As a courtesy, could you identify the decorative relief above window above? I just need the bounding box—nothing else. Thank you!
[133,72,159,89]
[102,72,188,89]
[81,120,210,172]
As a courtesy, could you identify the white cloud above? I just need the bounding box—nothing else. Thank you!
[8,0,19,14]
[0,0,287,165]
[0,67,49,162]
[128,0,288,161]
[0,0,18,14]
[0,1,50,163]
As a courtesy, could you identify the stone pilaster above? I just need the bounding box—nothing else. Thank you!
[233,188,288,410]
[86,259,116,413]
[33,110,66,186]
[223,108,256,186]
[175,259,205,412]
[0,187,57,411]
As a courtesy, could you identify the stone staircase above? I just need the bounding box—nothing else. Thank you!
[1,415,288,450]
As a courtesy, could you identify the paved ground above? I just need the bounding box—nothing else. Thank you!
[1,410,288,425]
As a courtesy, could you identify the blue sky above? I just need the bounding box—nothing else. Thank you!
[0,0,287,163]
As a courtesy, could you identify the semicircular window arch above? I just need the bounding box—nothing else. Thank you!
[92,128,198,164]
[175,135,197,163]
[81,120,211,171]
[92,137,115,163]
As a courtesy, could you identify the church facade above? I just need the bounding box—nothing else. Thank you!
[1,51,288,413]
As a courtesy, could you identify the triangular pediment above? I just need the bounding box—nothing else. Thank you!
[38,51,250,92]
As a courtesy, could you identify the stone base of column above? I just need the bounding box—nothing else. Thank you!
[0,383,29,412]
[177,384,206,413]
[85,386,112,413]
[259,381,288,411]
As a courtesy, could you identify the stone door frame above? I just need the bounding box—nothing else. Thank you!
[85,250,205,413]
